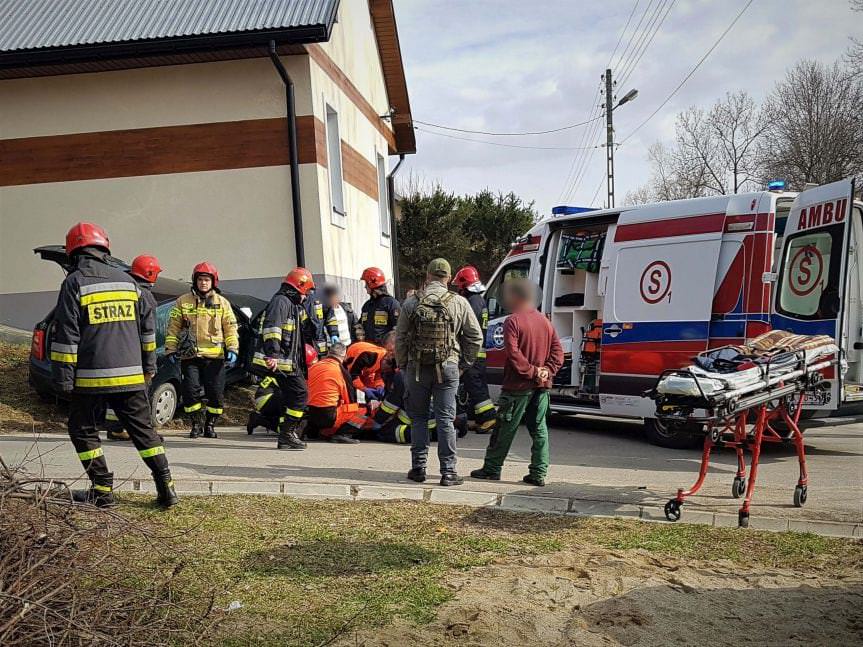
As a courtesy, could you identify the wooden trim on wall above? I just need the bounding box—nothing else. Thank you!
[0,117,371,203]
[305,43,398,154]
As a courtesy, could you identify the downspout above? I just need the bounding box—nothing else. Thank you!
[268,40,305,267]
[387,153,405,297]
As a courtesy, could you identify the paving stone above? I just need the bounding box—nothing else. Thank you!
[713,512,741,528]
[748,516,790,532]
[853,525,863,538]
[568,500,641,518]
[500,494,569,514]
[788,519,857,538]
[639,505,715,526]
[112,479,137,492]
[281,482,353,500]
[143,480,210,494]
[211,480,281,495]
[429,489,498,507]
[355,485,425,501]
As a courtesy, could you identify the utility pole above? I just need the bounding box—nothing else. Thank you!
[604,68,615,209]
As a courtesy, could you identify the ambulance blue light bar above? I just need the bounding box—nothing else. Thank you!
[551,206,597,217]
[767,179,786,191]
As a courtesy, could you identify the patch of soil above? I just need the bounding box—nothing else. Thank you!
[341,549,863,646]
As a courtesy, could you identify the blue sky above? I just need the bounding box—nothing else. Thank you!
[394,0,861,215]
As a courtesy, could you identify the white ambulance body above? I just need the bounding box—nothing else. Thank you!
[483,179,862,447]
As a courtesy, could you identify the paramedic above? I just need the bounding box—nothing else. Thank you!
[359,267,400,343]
[471,278,563,487]
[164,262,239,439]
[306,343,366,443]
[452,265,497,433]
[395,258,483,487]
[52,222,177,508]
[344,340,388,398]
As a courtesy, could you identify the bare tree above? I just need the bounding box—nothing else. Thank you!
[759,59,863,190]
[845,0,863,79]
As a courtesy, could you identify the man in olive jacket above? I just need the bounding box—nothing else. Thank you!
[395,258,483,486]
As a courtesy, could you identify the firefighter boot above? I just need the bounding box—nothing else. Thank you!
[71,472,117,508]
[152,469,179,508]
[188,410,204,438]
[277,419,307,451]
[203,412,219,439]
[246,411,263,435]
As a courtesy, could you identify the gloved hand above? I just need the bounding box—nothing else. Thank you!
[166,353,178,365]
[226,351,238,368]
[330,335,341,345]
[363,387,384,401]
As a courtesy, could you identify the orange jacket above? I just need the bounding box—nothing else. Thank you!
[345,342,387,389]
[308,357,351,408]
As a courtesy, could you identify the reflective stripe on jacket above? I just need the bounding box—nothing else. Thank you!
[164,290,238,359]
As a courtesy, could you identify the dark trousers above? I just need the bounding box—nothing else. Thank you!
[276,373,308,427]
[68,390,168,484]
[405,361,459,475]
[181,357,226,419]
[459,360,496,425]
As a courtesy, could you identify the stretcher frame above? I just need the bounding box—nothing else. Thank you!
[647,349,836,528]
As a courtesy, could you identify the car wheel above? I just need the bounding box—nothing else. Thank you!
[644,417,700,449]
[150,382,179,427]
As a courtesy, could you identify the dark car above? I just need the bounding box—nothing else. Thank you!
[28,246,267,427]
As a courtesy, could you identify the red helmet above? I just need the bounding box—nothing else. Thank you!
[304,343,318,366]
[65,222,110,255]
[129,255,162,283]
[192,261,219,287]
[453,266,481,291]
[361,267,387,290]
[284,267,315,295]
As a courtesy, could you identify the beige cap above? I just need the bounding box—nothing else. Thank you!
[427,258,451,278]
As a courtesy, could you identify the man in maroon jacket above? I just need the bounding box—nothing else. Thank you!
[471,279,563,486]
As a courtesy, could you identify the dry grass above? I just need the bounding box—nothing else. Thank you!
[0,341,256,434]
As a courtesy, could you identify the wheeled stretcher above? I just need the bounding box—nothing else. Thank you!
[647,337,838,527]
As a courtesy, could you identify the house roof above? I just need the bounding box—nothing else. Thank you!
[0,0,339,53]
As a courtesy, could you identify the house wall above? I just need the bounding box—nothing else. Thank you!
[0,0,401,329]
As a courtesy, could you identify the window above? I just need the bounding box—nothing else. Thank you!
[377,153,390,244]
[485,259,532,319]
[777,224,843,320]
[326,104,345,224]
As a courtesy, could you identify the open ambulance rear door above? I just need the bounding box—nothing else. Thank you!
[772,178,856,411]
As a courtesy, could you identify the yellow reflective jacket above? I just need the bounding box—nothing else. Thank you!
[164,290,238,359]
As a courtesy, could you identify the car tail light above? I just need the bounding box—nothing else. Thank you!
[31,328,45,361]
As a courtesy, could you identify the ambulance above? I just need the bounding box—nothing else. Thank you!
[483,178,862,447]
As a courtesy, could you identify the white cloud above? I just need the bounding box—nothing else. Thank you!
[394,0,861,214]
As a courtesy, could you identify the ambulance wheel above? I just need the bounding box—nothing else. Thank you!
[664,499,682,522]
[150,382,179,428]
[644,418,699,449]
[793,485,808,507]
[732,476,746,499]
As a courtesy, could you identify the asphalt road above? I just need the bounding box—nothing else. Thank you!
[2,414,861,523]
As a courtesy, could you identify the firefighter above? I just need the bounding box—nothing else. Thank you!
[358,267,400,343]
[304,285,340,356]
[247,344,318,435]
[164,262,239,439]
[306,342,368,443]
[253,267,317,450]
[452,265,497,433]
[51,223,177,508]
[105,254,163,441]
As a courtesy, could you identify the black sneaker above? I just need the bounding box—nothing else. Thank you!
[329,433,360,444]
[470,468,500,481]
[440,473,464,487]
[522,474,546,487]
[407,467,427,483]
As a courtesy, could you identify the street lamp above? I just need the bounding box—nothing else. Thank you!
[604,68,638,208]
[615,88,639,109]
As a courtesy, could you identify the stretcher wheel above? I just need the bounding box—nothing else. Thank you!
[664,499,682,522]
[732,476,746,499]
[793,485,808,508]
[738,511,749,528]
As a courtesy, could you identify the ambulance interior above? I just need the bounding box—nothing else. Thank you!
[542,221,616,407]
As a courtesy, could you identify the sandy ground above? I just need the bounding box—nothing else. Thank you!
[339,548,863,646]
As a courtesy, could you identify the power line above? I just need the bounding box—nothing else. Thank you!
[607,0,641,70]
[412,114,602,137]
[611,0,656,71]
[618,0,755,146]
[615,0,668,82]
[415,126,600,151]
[589,172,606,206]
[618,0,677,87]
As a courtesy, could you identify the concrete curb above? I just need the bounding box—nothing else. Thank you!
[112,478,863,539]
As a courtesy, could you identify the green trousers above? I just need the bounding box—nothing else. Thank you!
[481,389,550,478]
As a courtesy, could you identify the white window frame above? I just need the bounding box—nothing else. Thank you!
[376,151,390,247]
[325,100,346,228]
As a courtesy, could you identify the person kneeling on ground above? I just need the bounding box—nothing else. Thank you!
[471,278,563,487]
[306,343,367,443]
